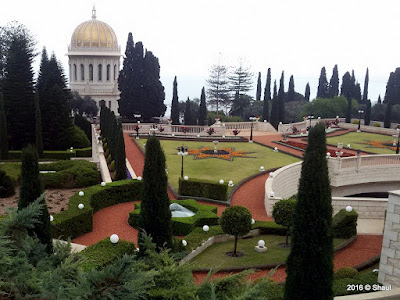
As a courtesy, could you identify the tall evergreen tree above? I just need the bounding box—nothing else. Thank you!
[378,95,382,104]
[317,67,329,98]
[383,68,400,105]
[363,68,369,102]
[277,71,285,123]
[138,136,172,249]
[198,87,207,125]
[384,102,392,128]
[305,83,310,101]
[256,72,262,101]
[270,80,279,129]
[114,122,127,181]
[206,64,230,114]
[285,123,333,300]
[364,100,371,126]
[18,145,52,254]
[287,75,295,102]
[34,95,43,158]
[3,24,36,150]
[228,59,253,95]
[341,72,353,101]
[353,82,362,103]
[328,65,339,98]
[171,76,180,124]
[0,93,8,159]
[262,69,271,121]
[184,97,196,125]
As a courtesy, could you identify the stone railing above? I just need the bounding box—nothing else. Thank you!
[91,124,112,183]
[338,122,399,135]
[278,118,346,134]
[265,155,400,218]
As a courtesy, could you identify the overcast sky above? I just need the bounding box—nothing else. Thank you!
[1,0,399,113]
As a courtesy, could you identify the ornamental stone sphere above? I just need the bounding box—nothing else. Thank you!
[110,234,119,243]
[203,225,209,232]
[79,191,84,197]
[251,218,255,225]
[101,182,106,186]
[78,204,84,209]
[184,176,189,180]
[219,179,224,184]
[258,240,265,248]
[182,240,187,246]
[346,206,353,212]
[137,176,142,181]
[50,215,54,222]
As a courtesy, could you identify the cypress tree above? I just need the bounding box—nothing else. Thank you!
[363,68,369,102]
[285,123,333,300]
[171,76,180,124]
[18,145,52,254]
[287,75,295,102]
[341,72,353,101]
[317,67,329,98]
[305,83,310,101]
[199,87,207,125]
[346,98,352,123]
[329,65,339,98]
[0,93,8,159]
[184,97,196,125]
[364,100,371,126]
[270,80,279,129]
[256,72,262,101]
[353,82,362,103]
[277,71,285,124]
[138,136,172,249]
[34,94,43,158]
[262,68,271,121]
[384,102,392,128]
[114,122,127,181]
[378,95,382,104]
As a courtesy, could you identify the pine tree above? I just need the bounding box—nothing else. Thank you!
[277,71,285,124]
[270,80,279,129]
[262,68,271,121]
[287,75,295,102]
[384,102,392,128]
[285,123,333,300]
[228,59,253,95]
[199,87,207,125]
[305,83,310,101]
[171,76,180,124]
[206,64,230,113]
[34,94,43,158]
[317,67,329,98]
[256,72,262,101]
[364,100,371,126]
[363,68,369,102]
[3,24,36,150]
[329,65,339,98]
[138,136,172,249]
[18,145,53,254]
[0,93,8,159]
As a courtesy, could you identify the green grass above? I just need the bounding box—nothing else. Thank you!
[136,139,300,191]
[326,132,396,154]
[0,162,21,184]
[189,235,346,269]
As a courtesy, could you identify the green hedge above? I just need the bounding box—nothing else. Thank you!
[51,180,142,240]
[332,208,358,239]
[39,160,100,188]
[129,199,219,236]
[334,267,358,279]
[75,147,92,157]
[253,220,287,235]
[178,177,228,201]
[78,238,136,272]
[0,170,15,197]
[7,150,75,160]
[184,225,224,250]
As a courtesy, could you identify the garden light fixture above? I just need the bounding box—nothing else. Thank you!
[110,234,119,243]
[78,204,84,209]
[177,145,189,178]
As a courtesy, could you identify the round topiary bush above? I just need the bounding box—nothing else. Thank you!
[334,267,358,279]
[0,170,15,198]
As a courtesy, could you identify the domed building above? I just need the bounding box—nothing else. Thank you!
[67,7,121,115]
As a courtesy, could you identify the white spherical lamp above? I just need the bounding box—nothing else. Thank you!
[228,180,234,187]
[137,176,142,181]
[197,134,200,137]
[70,147,73,150]
[78,204,84,210]
[101,181,106,187]
[50,215,54,222]
[184,176,189,180]
[219,179,224,184]
[171,134,175,137]
[110,234,119,244]
[345,206,353,212]
[347,144,351,148]
[258,240,265,248]
[251,218,255,225]
[182,239,187,247]
[259,166,265,171]
[203,225,209,232]
[270,191,275,197]
[222,135,225,138]
[326,152,331,157]
[269,172,275,177]
[79,191,84,197]
[274,147,278,152]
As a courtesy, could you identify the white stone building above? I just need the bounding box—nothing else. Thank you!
[67,7,121,115]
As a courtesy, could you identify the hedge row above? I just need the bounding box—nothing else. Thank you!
[78,238,136,272]
[51,180,142,240]
[129,199,219,236]
[4,147,92,161]
[332,208,358,239]
[75,147,92,157]
[178,177,228,201]
[0,170,15,197]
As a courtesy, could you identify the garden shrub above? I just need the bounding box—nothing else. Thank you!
[332,272,379,296]
[78,238,136,272]
[75,147,92,157]
[105,148,109,157]
[66,125,91,149]
[0,170,15,197]
[352,119,359,124]
[0,163,20,184]
[103,142,108,151]
[332,208,358,239]
[184,225,224,250]
[7,150,75,160]
[51,179,142,239]
[253,221,286,235]
[374,122,381,127]
[107,154,112,164]
[74,114,92,142]
[110,160,115,172]
[179,177,228,201]
[334,267,358,279]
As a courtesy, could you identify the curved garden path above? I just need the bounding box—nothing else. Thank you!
[72,132,383,284]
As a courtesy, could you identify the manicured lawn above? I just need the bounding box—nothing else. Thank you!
[189,234,346,269]
[136,139,300,191]
[326,132,396,154]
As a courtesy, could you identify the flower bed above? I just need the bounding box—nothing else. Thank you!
[279,141,354,157]
[188,147,254,161]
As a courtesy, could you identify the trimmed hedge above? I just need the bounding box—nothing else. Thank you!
[51,180,142,240]
[39,160,100,188]
[334,267,358,279]
[184,225,224,250]
[253,220,287,235]
[78,238,136,272]
[75,147,92,157]
[332,208,358,239]
[7,150,75,160]
[129,199,219,236]
[178,177,228,201]
[0,169,15,197]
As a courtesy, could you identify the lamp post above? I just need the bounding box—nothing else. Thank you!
[249,116,259,142]
[308,115,314,130]
[397,128,400,154]
[357,110,364,132]
[177,145,188,177]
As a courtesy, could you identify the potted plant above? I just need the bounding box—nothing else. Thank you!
[232,129,241,136]
[207,128,215,135]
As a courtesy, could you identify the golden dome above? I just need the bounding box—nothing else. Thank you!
[70,8,118,49]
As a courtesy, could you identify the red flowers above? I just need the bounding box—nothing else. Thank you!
[280,140,354,157]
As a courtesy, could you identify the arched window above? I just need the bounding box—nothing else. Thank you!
[73,64,77,81]
[107,64,110,81]
[80,64,84,81]
[114,64,117,80]
[98,64,102,81]
[89,64,93,81]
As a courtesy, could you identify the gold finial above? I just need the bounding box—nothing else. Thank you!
[92,4,96,19]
